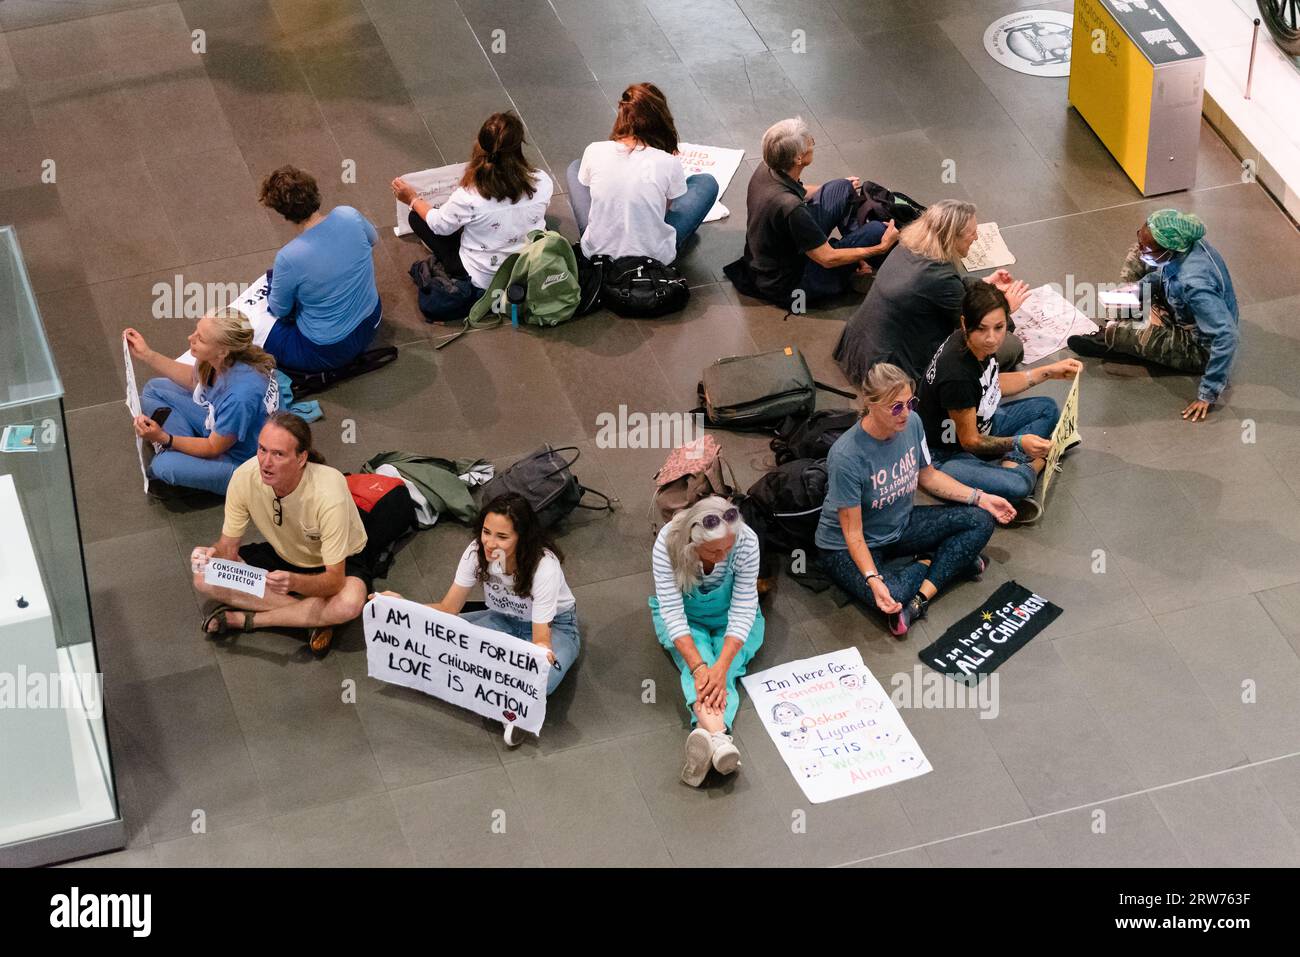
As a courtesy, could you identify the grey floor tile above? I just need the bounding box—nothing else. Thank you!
[152,819,283,867]
[1149,768,1300,867]
[60,846,160,867]
[552,0,683,78]
[270,791,415,867]
[4,15,116,82]
[148,145,278,264]
[1037,795,1190,868]
[925,821,1060,867]
[118,61,240,164]
[65,403,173,543]
[391,766,543,867]
[1255,754,1300,835]
[843,847,934,867]
[27,69,147,178]
[0,184,87,295]
[688,53,831,160]
[503,738,673,866]
[644,0,768,66]
[1256,582,1300,657]
[34,283,124,410]
[458,0,595,88]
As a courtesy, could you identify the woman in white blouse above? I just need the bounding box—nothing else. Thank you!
[391,111,554,321]
[651,497,765,787]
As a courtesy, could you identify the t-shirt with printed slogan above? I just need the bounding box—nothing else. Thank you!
[453,543,576,624]
[222,459,368,570]
[193,361,279,463]
[917,330,1002,453]
[814,414,931,551]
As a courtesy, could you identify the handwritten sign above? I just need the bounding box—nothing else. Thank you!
[1011,284,1098,365]
[364,593,550,734]
[677,142,744,222]
[919,581,1061,680]
[392,163,469,237]
[176,274,276,366]
[122,334,148,493]
[742,648,930,803]
[1037,370,1080,509]
[203,558,267,598]
[960,222,1016,272]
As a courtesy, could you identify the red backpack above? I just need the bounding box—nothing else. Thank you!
[346,473,416,577]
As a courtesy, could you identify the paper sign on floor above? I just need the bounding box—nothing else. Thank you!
[741,647,930,803]
[677,143,744,222]
[364,593,549,734]
[1012,284,1098,365]
[961,222,1016,271]
[392,163,469,236]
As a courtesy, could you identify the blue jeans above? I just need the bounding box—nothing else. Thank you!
[264,294,382,373]
[141,378,249,496]
[801,177,889,301]
[932,396,1059,501]
[818,505,994,609]
[459,608,580,696]
[565,159,719,261]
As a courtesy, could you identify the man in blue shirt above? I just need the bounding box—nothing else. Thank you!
[1069,210,1239,422]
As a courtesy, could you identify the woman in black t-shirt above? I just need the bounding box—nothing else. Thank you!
[916,283,1081,522]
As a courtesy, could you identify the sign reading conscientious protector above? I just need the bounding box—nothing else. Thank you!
[203,558,267,598]
[364,593,550,734]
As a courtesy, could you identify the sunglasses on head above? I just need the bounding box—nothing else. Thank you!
[875,396,920,417]
[695,506,739,531]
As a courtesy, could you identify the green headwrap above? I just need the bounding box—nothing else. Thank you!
[1147,208,1206,252]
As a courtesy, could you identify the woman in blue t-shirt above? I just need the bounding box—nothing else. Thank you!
[815,363,1016,637]
[259,165,382,373]
[125,308,279,497]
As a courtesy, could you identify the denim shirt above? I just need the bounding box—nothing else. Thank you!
[1140,239,1240,403]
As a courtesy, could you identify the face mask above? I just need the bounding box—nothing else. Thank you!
[1140,248,1171,267]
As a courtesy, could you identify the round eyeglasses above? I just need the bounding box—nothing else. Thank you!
[695,507,739,531]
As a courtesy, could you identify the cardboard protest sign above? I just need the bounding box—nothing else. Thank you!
[176,274,277,366]
[961,222,1016,271]
[392,163,469,236]
[364,593,550,734]
[1037,369,1081,508]
[203,558,267,598]
[676,142,744,222]
[742,648,931,803]
[1012,284,1098,364]
[918,581,1061,681]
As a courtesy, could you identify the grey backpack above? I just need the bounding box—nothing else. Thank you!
[697,347,855,431]
[478,445,613,528]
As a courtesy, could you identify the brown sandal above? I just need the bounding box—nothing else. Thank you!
[308,627,334,658]
[202,605,256,639]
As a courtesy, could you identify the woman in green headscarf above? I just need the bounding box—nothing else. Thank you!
[1069,209,1240,422]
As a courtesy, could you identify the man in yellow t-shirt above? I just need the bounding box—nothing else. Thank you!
[191,413,370,657]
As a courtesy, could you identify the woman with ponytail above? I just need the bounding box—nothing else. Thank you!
[125,307,280,496]
[391,111,553,321]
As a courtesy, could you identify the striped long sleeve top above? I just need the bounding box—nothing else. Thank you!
[651,522,761,645]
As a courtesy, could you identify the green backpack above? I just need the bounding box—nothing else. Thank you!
[465,229,581,328]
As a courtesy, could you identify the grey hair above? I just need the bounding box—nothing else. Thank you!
[859,362,914,411]
[761,117,813,173]
[662,495,743,594]
[899,198,977,266]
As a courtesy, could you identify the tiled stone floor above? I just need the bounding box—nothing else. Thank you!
[2,0,1298,867]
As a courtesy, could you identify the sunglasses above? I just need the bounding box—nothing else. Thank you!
[695,507,739,531]
[876,396,920,417]
[273,496,283,527]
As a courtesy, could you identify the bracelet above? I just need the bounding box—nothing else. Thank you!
[966,488,982,506]
[163,432,174,450]
[1013,434,1023,454]
[864,572,882,585]
[690,662,706,676]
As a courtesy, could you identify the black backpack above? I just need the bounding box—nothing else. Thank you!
[284,347,399,398]
[771,409,859,465]
[347,475,418,579]
[741,458,829,556]
[571,244,605,317]
[845,181,927,232]
[478,445,614,528]
[596,255,689,318]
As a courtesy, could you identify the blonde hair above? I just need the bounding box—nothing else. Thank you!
[899,199,976,266]
[859,362,913,413]
[663,495,744,594]
[195,307,277,388]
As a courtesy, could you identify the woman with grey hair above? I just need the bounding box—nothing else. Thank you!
[834,199,1030,384]
[650,496,765,787]
[723,116,899,308]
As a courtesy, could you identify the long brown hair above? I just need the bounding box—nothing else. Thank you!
[267,412,325,464]
[473,493,562,599]
[196,307,277,389]
[610,82,678,154]
[460,112,539,203]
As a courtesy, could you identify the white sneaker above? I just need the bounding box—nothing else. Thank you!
[710,732,741,775]
[681,728,714,787]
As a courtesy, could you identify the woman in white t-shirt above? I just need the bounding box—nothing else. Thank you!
[567,83,718,266]
[391,112,554,321]
[382,493,578,743]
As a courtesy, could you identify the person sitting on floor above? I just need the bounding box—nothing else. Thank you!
[259,165,382,373]
[567,82,718,267]
[378,492,579,746]
[917,283,1082,524]
[125,308,279,497]
[650,496,764,788]
[833,199,1030,384]
[192,413,372,658]
[1068,209,1240,423]
[724,116,899,308]
[391,111,554,322]
[816,362,1015,637]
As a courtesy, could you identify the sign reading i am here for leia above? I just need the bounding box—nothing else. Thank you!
[742,647,930,804]
[364,593,550,734]
[203,558,267,598]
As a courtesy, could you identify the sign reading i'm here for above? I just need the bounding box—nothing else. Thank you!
[364,593,550,734]
[203,558,267,598]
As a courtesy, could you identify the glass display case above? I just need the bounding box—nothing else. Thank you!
[0,225,125,866]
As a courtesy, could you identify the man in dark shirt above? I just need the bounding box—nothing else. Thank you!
[725,117,898,308]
